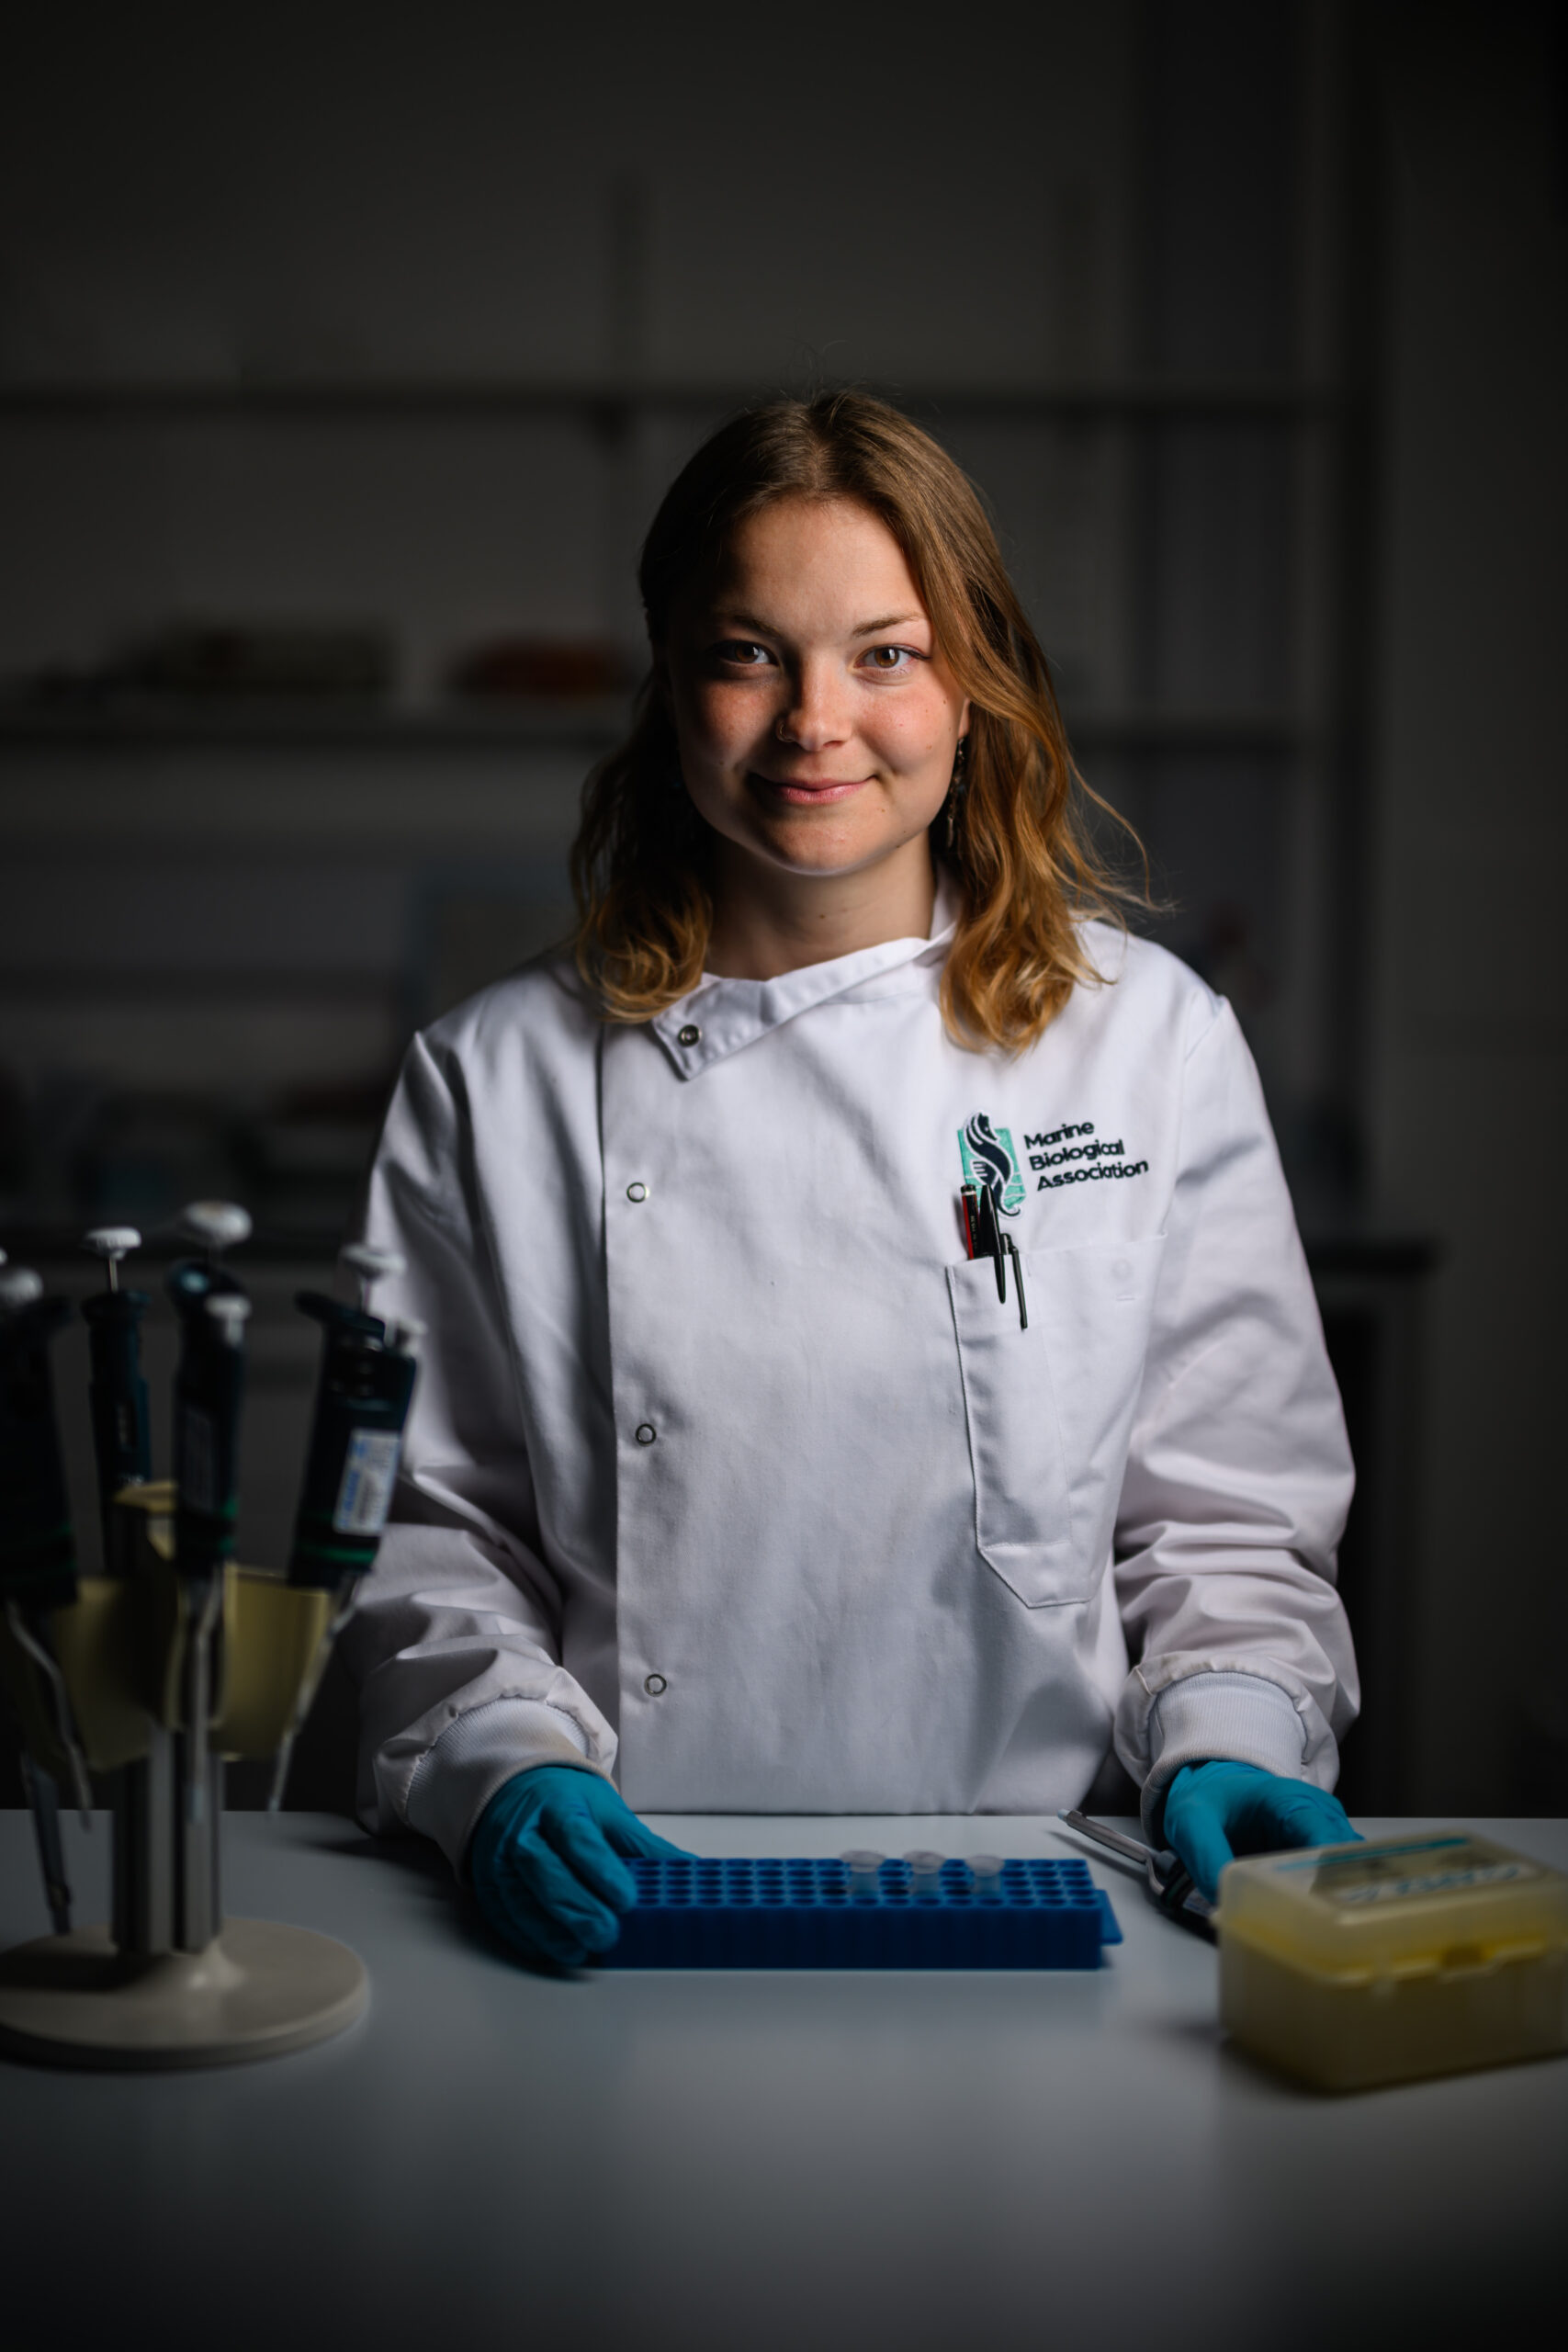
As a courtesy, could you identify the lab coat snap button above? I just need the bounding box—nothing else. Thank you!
[677,1023,701,1046]
[626,1182,648,1202]
[636,1422,657,1444]
[644,1672,667,1696]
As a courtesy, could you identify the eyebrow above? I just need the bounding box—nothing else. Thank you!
[851,612,927,638]
[708,608,930,639]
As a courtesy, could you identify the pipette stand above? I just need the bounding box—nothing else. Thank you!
[0,1485,366,2068]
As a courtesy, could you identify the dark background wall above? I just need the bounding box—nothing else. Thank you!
[2,1,1563,1813]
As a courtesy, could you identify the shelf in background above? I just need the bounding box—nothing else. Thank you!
[0,1224,1434,1279]
[0,377,1345,425]
[0,702,1314,755]
[0,699,632,752]
[0,1227,343,1269]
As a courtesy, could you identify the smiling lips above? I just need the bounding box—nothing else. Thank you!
[751,772,870,806]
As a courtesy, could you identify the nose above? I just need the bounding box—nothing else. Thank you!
[775,657,852,752]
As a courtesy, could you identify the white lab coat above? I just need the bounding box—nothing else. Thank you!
[342,907,1358,1867]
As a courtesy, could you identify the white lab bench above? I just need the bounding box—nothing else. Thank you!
[3,1810,1563,2351]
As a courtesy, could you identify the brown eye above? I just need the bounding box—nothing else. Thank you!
[863,645,915,673]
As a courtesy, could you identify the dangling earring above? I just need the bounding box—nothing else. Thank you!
[942,735,970,854]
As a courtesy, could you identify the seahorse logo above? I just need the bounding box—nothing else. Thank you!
[958,1113,1026,1216]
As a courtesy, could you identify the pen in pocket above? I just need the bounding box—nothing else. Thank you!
[959,1185,1028,1329]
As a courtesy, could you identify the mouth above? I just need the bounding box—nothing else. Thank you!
[750,772,870,807]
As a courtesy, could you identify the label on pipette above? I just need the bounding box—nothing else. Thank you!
[333,1429,401,1534]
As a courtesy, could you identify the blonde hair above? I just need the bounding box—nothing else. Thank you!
[572,391,1146,1053]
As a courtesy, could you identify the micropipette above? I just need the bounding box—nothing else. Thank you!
[81,1227,152,1573]
[286,1245,417,1595]
[269,1246,418,1806]
[0,1264,88,1928]
[84,1226,180,1954]
[165,1202,253,1950]
[0,1268,77,1615]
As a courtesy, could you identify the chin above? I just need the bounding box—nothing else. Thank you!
[757,831,876,874]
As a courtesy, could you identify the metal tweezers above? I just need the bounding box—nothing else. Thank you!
[1058,1809,1216,1942]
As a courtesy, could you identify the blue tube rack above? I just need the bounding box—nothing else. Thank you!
[601,1857,1122,1970]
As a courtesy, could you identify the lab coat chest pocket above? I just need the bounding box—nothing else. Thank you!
[947,1233,1166,1608]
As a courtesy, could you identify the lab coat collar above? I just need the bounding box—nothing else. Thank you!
[651,874,960,1077]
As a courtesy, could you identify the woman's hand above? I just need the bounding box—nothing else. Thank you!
[468,1765,694,1970]
[1162,1759,1359,1903]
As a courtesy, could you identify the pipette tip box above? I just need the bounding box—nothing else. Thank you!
[1217,1831,1568,2092]
[601,1857,1122,1970]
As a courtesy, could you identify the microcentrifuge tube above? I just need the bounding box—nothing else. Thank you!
[969,1854,1006,1900]
[841,1849,886,1899]
[904,1849,945,1894]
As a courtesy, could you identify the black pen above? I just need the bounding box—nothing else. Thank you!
[1004,1234,1028,1329]
[962,1184,1029,1331]
[976,1183,1007,1303]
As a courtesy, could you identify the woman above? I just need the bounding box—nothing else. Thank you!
[344,393,1359,1968]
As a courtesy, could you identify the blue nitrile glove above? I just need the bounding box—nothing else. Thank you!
[1161,1759,1360,1904]
[468,1765,693,1970]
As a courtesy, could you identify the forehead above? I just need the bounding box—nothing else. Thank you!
[698,496,927,629]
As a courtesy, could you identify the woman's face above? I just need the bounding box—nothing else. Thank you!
[664,495,969,894]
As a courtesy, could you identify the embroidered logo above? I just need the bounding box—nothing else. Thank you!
[957,1113,1026,1217]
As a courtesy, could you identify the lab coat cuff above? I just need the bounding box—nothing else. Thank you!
[404,1697,604,1871]
[1139,1672,1307,1845]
